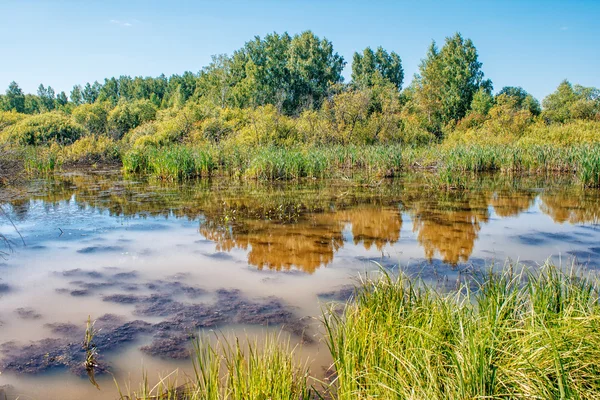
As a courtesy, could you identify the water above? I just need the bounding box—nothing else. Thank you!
[0,171,599,398]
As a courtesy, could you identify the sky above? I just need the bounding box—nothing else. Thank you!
[0,0,598,101]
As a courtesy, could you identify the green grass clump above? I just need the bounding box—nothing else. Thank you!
[325,263,600,399]
[23,146,61,173]
[117,334,312,400]
[578,145,600,188]
[148,146,198,180]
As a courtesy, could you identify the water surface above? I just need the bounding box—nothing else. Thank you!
[0,171,599,399]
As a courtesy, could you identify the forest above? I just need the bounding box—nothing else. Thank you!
[1,31,599,185]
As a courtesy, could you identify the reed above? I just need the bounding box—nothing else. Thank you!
[324,262,600,399]
[116,333,312,400]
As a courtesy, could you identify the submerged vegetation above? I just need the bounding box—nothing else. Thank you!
[117,262,600,399]
[0,31,598,186]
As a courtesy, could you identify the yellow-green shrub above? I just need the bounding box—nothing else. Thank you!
[519,120,600,146]
[229,105,299,146]
[7,112,84,145]
[63,136,121,163]
[107,99,157,139]
[72,102,111,136]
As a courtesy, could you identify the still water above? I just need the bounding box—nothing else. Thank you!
[0,171,599,399]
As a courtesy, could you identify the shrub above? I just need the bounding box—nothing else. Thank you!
[72,102,111,136]
[107,99,157,139]
[63,136,121,164]
[7,113,84,145]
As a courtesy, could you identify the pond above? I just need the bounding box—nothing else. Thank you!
[0,171,599,399]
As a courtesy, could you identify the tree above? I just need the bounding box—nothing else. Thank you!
[98,77,119,105]
[470,87,494,116]
[37,84,56,111]
[287,31,345,111]
[5,81,25,113]
[82,81,101,104]
[352,46,403,90]
[413,33,492,135]
[71,85,83,106]
[56,91,68,107]
[496,86,541,116]
[23,95,41,114]
[196,54,234,108]
[227,31,344,114]
[542,80,600,123]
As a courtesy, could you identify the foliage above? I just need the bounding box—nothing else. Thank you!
[7,112,84,145]
[107,99,157,139]
[542,80,600,123]
[116,333,311,400]
[72,102,111,136]
[351,46,404,90]
[412,33,492,135]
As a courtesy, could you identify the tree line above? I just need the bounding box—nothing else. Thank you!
[1,31,598,147]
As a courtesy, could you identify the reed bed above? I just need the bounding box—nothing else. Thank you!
[14,140,600,188]
[324,263,600,399]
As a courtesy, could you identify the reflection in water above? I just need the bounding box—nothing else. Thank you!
[490,190,537,218]
[3,173,598,272]
[410,191,489,265]
[541,190,600,224]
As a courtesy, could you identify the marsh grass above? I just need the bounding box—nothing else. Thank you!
[83,315,100,390]
[324,262,600,399]
[116,333,312,400]
[23,146,61,173]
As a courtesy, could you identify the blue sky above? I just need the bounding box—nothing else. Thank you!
[1,0,598,101]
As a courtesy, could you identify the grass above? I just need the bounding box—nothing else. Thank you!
[115,333,312,400]
[113,261,600,399]
[7,135,600,188]
[324,262,600,399]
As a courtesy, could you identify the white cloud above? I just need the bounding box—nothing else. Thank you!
[110,19,134,28]
[560,26,569,31]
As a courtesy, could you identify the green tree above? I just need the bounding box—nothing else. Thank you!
[470,87,494,116]
[228,31,344,114]
[196,54,234,108]
[37,84,56,111]
[56,91,68,107]
[82,81,101,104]
[98,78,120,105]
[287,31,345,111]
[497,86,541,116]
[72,102,110,135]
[5,81,25,113]
[352,46,403,90]
[413,33,492,135]
[23,95,41,114]
[71,85,83,106]
[107,99,157,139]
[542,80,600,123]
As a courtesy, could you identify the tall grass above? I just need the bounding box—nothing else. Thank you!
[324,263,600,399]
[116,333,312,400]
[23,146,61,173]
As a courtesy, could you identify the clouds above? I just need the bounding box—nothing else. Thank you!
[560,26,569,31]
[110,19,136,28]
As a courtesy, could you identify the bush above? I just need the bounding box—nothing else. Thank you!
[7,113,84,145]
[63,136,121,164]
[107,99,157,139]
[72,102,111,136]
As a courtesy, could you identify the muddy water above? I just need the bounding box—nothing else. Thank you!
[0,171,599,399]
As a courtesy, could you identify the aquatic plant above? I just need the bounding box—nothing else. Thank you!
[116,333,312,400]
[83,315,100,390]
[324,263,600,399]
